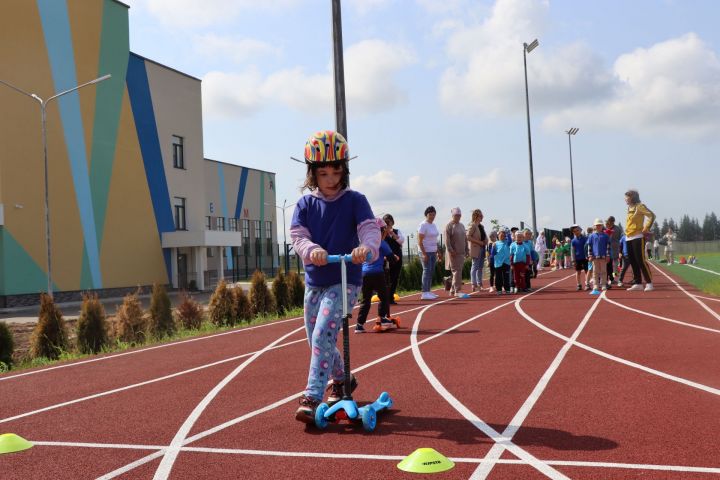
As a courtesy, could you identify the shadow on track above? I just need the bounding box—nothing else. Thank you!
[304,410,618,451]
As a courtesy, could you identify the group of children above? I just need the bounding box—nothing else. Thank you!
[487,228,539,294]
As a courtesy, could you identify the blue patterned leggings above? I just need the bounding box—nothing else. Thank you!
[303,283,360,401]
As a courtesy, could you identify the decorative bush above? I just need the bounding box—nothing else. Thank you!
[208,280,236,326]
[233,287,252,323]
[30,293,68,360]
[272,270,291,314]
[250,270,276,316]
[76,294,109,354]
[176,291,203,330]
[0,321,14,370]
[114,291,146,344]
[149,283,175,338]
[287,271,305,308]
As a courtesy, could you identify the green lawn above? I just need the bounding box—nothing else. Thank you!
[660,253,720,296]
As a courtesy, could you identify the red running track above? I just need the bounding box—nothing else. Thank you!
[1,265,719,479]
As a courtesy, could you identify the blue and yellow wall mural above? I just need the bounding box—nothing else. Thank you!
[0,0,169,297]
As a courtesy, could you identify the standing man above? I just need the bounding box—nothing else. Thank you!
[445,208,470,298]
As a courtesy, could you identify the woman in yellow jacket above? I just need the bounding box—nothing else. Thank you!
[624,190,656,291]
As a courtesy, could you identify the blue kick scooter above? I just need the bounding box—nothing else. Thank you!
[314,254,394,432]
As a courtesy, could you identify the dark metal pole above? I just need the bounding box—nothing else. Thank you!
[523,45,538,237]
[331,0,348,139]
[40,101,53,298]
[568,133,576,224]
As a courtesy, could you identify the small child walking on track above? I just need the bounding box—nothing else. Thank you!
[290,130,380,423]
[355,218,399,333]
[587,218,612,295]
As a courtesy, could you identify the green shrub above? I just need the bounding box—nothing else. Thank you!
[272,270,291,314]
[114,291,146,344]
[76,294,109,354]
[398,258,423,291]
[233,287,252,323]
[0,321,14,370]
[287,271,305,308]
[30,294,68,360]
[209,280,236,326]
[250,270,276,316]
[149,283,175,338]
[176,291,203,330]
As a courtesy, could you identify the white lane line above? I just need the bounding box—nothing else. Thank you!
[602,296,720,334]
[516,299,720,396]
[693,294,720,303]
[97,295,519,479]
[152,325,305,479]
[1,301,450,424]
[683,264,720,276]
[33,441,720,474]
[472,291,603,480]
[410,305,570,479]
[651,264,720,323]
[0,290,425,383]
[96,274,566,479]
[0,339,305,424]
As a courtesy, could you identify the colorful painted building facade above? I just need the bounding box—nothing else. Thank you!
[0,0,276,306]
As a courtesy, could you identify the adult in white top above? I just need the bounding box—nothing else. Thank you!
[418,205,440,300]
[535,231,547,270]
[664,228,677,264]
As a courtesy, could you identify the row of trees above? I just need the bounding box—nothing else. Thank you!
[0,270,305,371]
[656,212,720,242]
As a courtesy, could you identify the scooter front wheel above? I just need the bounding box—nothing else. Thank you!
[362,406,377,432]
[315,403,329,429]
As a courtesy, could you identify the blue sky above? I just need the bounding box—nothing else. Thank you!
[124,0,720,243]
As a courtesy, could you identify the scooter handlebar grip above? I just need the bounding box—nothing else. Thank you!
[326,253,372,263]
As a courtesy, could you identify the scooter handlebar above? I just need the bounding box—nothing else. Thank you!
[326,253,372,263]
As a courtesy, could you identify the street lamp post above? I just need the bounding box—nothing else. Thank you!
[331,0,348,139]
[265,199,296,273]
[523,39,539,237]
[565,127,579,223]
[0,74,111,298]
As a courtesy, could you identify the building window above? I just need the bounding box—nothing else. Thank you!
[265,221,272,239]
[242,219,250,239]
[174,197,186,230]
[228,218,238,232]
[207,247,214,257]
[172,135,184,169]
[254,220,261,239]
[206,216,212,230]
[216,217,225,231]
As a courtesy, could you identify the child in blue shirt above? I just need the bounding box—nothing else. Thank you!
[492,230,512,294]
[487,230,498,292]
[570,225,589,291]
[356,218,399,333]
[510,231,531,293]
[587,218,611,295]
[290,130,380,423]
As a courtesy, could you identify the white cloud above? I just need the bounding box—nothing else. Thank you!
[352,169,502,233]
[544,33,720,138]
[438,0,614,116]
[193,34,281,64]
[536,176,570,191]
[202,39,416,119]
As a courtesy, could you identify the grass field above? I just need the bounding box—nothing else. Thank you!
[660,253,720,296]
